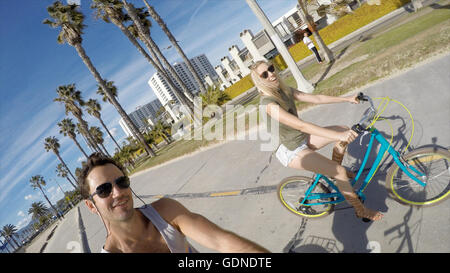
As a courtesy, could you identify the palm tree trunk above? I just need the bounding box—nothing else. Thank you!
[143,0,207,94]
[109,12,193,114]
[100,142,111,157]
[72,43,156,157]
[54,152,77,189]
[71,136,89,159]
[79,130,95,153]
[38,186,62,220]
[79,119,103,155]
[120,1,195,112]
[98,117,122,153]
[146,34,196,105]
[144,33,195,105]
[297,0,334,63]
[65,176,76,190]
[161,134,170,145]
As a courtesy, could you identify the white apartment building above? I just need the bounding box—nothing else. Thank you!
[148,54,218,121]
[148,72,181,123]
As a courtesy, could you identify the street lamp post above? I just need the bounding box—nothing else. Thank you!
[245,0,314,93]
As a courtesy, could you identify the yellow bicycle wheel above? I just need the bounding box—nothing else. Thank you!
[386,147,450,206]
[277,176,335,218]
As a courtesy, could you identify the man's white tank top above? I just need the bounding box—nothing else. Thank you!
[101,204,198,253]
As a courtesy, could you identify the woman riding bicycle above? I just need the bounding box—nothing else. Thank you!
[251,60,383,221]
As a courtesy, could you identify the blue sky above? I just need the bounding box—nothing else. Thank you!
[0,0,298,233]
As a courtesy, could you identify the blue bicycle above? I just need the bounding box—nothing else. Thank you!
[277,93,450,219]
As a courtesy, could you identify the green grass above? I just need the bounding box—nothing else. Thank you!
[349,6,450,58]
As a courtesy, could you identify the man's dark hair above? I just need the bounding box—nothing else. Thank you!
[78,152,127,199]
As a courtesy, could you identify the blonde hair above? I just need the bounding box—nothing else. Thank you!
[250,60,291,109]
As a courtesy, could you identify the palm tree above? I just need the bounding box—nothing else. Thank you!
[84,98,122,153]
[89,126,111,157]
[75,122,95,154]
[152,120,172,145]
[143,130,158,150]
[200,85,231,108]
[43,1,155,157]
[75,161,87,182]
[1,225,20,251]
[28,201,50,220]
[29,175,63,220]
[92,0,194,115]
[58,118,89,159]
[44,136,77,189]
[316,0,355,19]
[297,0,334,63]
[96,79,117,104]
[56,163,77,189]
[54,84,101,154]
[142,0,207,94]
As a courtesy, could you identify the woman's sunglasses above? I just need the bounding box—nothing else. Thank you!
[89,176,130,199]
[259,64,275,79]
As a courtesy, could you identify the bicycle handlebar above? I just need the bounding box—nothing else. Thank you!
[352,92,377,135]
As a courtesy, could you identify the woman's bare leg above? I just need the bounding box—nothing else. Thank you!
[288,148,383,221]
[307,125,355,178]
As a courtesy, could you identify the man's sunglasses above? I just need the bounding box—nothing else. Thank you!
[89,176,130,199]
[259,64,275,79]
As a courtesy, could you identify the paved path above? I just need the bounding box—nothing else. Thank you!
[41,52,450,253]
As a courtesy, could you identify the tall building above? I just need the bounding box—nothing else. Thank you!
[167,54,219,95]
[148,54,218,121]
[190,54,219,83]
[118,99,163,138]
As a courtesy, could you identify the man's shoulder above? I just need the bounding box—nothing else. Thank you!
[145,198,192,232]
[148,198,190,220]
[150,197,179,210]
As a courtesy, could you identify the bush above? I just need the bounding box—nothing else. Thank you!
[272,54,288,71]
[318,0,412,45]
[223,74,254,99]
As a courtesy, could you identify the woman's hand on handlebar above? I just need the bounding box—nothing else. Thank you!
[346,94,360,104]
[337,129,358,143]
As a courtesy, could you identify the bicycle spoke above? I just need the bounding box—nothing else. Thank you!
[389,149,450,205]
[278,176,335,218]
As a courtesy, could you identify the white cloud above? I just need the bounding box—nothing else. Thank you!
[110,127,117,137]
[17,211,25,217]
[24,195,33,200]
[66,0,81,5]
[16,214,33,231]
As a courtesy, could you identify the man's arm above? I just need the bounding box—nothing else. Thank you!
[292,89,359,105]
[155,198,269,253]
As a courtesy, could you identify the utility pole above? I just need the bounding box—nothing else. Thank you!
[245,0,314,93]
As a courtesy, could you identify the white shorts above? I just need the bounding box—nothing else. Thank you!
[275,141,309,167]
